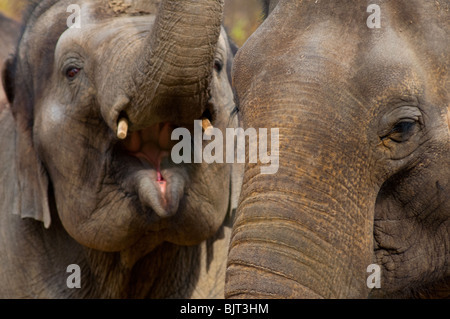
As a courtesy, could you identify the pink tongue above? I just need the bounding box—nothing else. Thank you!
[139,142,168,197]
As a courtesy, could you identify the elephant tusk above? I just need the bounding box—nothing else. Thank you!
[117,118,129,140]
[202,118,214,136]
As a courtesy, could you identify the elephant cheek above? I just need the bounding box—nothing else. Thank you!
[35,102,66,164]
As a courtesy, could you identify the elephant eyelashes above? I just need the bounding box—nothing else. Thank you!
[65,67,81,79]
[384,120,417,143]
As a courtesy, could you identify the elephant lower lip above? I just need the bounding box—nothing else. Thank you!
[133,166,183,219]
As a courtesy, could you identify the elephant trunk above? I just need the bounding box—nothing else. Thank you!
[225,123,377,298]
[126,0,224,130]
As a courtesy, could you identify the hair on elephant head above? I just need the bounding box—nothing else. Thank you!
[226,0,450,299]
[0,0,241,298]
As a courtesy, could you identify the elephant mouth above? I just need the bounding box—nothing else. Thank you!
[118,122,186,219]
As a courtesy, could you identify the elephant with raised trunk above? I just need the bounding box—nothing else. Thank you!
[226,0,449,298]
[0,0,240,298]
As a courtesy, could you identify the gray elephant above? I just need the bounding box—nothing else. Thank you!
[226,0,449,298]
[0,0,240,298]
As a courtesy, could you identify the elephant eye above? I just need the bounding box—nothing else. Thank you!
[65,67,81,79]
[214,59,223,73]
[384,120,417,143]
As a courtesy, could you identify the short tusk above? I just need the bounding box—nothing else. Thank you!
[202,118,214,136]
[117,118,129,140]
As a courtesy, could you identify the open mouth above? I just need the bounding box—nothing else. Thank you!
[122,122,174,194]
[118,121,179,217]
[115,111,214,219]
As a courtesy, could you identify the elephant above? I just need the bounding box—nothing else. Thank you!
[0,0,241,298]
[226,0,449,298]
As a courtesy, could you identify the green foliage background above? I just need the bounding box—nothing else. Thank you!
[224,0,264,47]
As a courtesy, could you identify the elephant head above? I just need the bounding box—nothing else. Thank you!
[2,0,236,266]
[226,0,449,298]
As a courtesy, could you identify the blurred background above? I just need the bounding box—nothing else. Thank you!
[224,0,264,47]
[0,0,264,47]
[0,0,25,20]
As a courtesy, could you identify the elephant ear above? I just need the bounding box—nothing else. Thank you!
[2,56,51,228]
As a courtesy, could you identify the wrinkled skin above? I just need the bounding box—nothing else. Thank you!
[226,0,449,298]
[0,0,240,298]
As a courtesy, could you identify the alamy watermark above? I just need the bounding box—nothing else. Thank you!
[367,4,381,29]
[367,264,381,289]
[65,263,380,290]
[66,264,81,288]
[66,3,382,31]
[62,2,383,174]
[171,120,280,175]
[66,4,81,29]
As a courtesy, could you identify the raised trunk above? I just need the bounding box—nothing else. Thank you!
[129,0,224,129]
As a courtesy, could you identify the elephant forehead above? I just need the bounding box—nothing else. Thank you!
[55,15,156,57]
[236,27,420,100]
[105,0,161,16]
